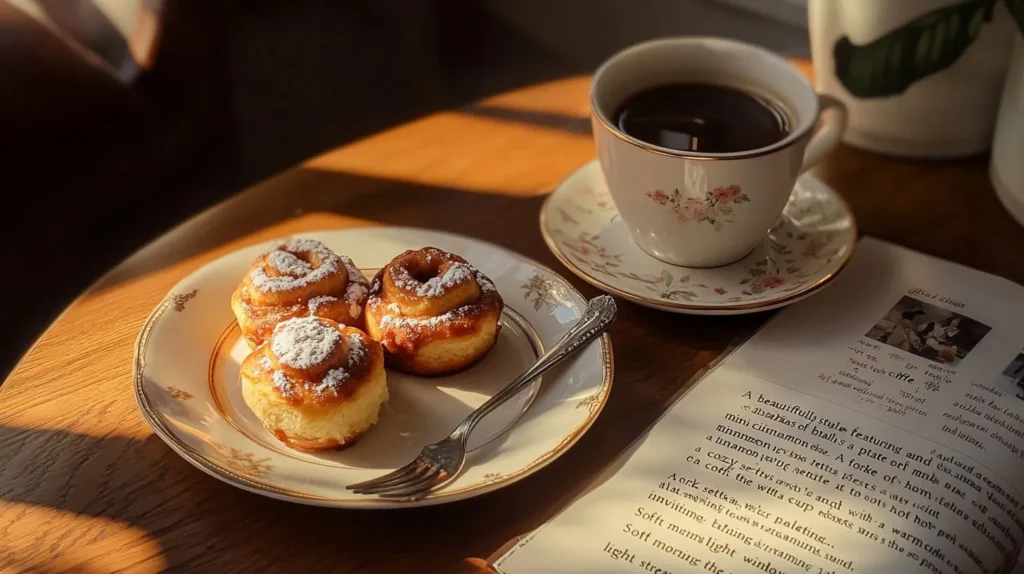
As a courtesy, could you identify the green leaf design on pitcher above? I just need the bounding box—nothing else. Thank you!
[833,0,997,98]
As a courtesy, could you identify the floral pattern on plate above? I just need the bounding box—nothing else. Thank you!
[166,386,193,400]
[211,441,275,479]
[135,227,613,508]
[542,160,857,315]
[521,272,569,311]
[169,289,198,312]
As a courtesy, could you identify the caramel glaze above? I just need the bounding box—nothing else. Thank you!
[239,326,383,409]
[234,287,363,346]
[231,241,369,347]
[365,247,504,360]
[270,428,366,452]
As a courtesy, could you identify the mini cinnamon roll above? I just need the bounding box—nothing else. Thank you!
[365,247,503,376]
[240,316,388,451]
[231,238,370,348]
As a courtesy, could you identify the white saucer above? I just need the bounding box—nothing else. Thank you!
[541,160,857,315]
[134,227,612,508]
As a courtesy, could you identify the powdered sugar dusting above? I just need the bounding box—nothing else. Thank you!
[372,266,500,337]
[260,356,272,369]
[250,262,339,292]
[270,317,340,369]
[307,295,338,314]
[249,239,341,293]
[313,333,368,395]
[272,370,295,397]
[476,271,496,293]
[283,238,333,255]
[378,303,472,330]
[345,332,367,364]
[315,368,349,394]
[390,268,420,291]
[266,250,312,275]
[339,255,369,317]
[340,255,363,283]
[346,283,367,317]
[416,263,473,297]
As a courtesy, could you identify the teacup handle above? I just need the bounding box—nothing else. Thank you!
[800,94,847,172]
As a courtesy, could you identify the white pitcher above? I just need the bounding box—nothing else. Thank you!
[992,34,1024,226]
[809,0,1015,158]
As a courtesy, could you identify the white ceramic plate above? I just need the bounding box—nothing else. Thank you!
[541,160,857,315]
[134,227,613,508]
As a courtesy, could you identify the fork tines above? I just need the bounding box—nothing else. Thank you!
[348,458,449,499]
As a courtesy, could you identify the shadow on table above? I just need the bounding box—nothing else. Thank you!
[93,101,599,292]
[462,103,591,136]
[0,305,760,570]
[1,103,769,569]
[95,167,555,291]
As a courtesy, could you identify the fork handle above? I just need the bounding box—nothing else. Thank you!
[452,295,617,441]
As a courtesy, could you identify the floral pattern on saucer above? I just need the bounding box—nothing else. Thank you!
[647,185,751,230]
[541,160,856,314]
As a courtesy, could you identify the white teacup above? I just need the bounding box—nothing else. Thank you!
[591,37,847,268]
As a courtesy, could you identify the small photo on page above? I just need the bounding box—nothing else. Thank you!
[999,351,1024,400]
[864,295,991,367]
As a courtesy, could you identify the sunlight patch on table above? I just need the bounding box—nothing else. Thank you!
[305,112,593,196]
[477,76,591,118]
[0,502,167,571]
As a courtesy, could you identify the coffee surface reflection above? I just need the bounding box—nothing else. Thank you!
[615,83,790,153]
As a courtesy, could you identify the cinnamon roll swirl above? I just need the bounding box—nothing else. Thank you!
[231,238,370,347]
[365,247,503,376]
[240,316,388,451]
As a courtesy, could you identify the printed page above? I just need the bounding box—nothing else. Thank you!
[494,238,1024,574]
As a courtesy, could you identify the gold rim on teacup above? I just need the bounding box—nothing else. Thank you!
[589,37,848,268]
[590,37,821,161]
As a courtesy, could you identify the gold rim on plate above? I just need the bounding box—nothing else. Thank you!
[133,237,614,507]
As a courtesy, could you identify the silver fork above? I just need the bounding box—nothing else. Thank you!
[346,295,617,500]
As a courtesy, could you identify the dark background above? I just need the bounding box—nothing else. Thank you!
[0,0,807,379]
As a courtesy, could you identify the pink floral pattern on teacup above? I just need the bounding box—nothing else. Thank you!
[646,185,751,231]
[545,161,854,309]
[714,185,744,203]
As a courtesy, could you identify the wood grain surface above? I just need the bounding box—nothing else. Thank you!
[3,64,1023,573]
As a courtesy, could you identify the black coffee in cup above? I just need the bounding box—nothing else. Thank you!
[615,83,790,153]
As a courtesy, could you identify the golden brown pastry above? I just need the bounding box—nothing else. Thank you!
[231,238,370,348]
[364,247,503,376]
[240,316,388,452]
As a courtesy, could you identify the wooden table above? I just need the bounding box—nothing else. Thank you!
[3,64,1023,572]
